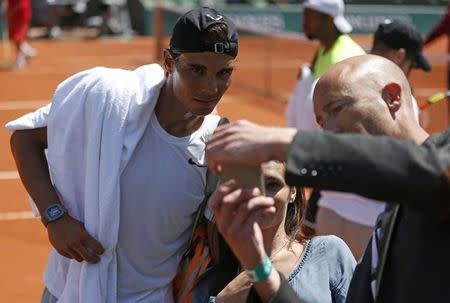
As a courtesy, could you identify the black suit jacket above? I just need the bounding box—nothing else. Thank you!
[286,127,450,303]
[248,127,450,303]
[285,128,450,206]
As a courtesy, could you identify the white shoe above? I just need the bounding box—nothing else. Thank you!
[20,42,37,58]
[48,26,62,39]
[15,52,27,69]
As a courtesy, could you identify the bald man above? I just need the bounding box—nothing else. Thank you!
[290,20,431,255]
[313,55,426,139]
[312,51,429,259]
[205,55,450,303]
[312,53,429,257]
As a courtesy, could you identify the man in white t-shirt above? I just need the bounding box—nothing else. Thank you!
[8,7,239,303]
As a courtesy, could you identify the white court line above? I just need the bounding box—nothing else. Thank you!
[0,100,49,110]
[0,171,19,180]
[0,211,36,221]
[0,171,36,221]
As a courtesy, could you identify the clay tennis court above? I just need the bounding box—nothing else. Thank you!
[0,34,447,302]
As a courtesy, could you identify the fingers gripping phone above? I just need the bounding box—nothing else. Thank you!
[219,164,265,195]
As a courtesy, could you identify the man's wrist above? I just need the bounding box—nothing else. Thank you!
[41,203,67,227]
[269,128,297,162]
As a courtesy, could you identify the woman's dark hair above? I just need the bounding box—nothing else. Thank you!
[285,186,308,244]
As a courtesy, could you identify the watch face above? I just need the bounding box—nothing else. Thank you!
[47,205,63,219]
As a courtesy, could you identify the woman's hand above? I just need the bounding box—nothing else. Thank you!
[208,180,275,270]
[215,272,253,303]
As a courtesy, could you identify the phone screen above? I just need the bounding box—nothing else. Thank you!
[219,164,265,194]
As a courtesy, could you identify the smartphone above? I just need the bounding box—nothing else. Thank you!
[219,164,265,194]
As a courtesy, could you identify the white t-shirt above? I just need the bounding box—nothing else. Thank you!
[117,113,220,302]
[318,191,386,227]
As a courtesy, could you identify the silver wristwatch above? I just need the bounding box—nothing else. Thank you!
[42,204,67,227]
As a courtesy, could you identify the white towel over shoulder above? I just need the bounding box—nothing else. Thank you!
[5,64,165,303]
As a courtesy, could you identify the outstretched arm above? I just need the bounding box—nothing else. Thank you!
[207,121,450,215]
[285,129,450,214]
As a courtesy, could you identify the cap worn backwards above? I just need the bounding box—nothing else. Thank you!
[169,7,239,58]
[375,19,431,72]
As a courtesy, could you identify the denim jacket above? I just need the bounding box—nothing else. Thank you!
[194,235,356,303]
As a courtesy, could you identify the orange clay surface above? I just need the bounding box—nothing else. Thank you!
[0,34,447,302]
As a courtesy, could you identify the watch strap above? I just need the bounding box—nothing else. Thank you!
[42,204,67,227]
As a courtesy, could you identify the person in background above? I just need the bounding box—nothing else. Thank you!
[302,0,364,79]
[371,19,432,118]
[424,4,450,117]
[6,0,37,68]
[285,0,365,130]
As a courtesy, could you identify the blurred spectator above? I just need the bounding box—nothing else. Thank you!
[372,19,431,118]
[98,0,132,37]
[45,1,80,39]
[424,4,450,115]
[285,0,365,130]
[7,0,37,68]
[302,0,364,79]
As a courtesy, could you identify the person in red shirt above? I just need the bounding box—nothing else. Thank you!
[424,6,450,104]
[6,0,36,69]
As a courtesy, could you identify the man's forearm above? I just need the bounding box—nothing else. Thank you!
[269,128,297,162]
[10,129,62,217]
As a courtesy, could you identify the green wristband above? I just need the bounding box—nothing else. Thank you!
[246,254,273,283]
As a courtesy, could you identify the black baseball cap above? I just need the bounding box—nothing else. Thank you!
[169,7,239,58]
[374,19,431,72]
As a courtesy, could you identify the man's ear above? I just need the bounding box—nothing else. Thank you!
[383,82,402,113]
[393,48,407,64]
[162,49,174,75]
